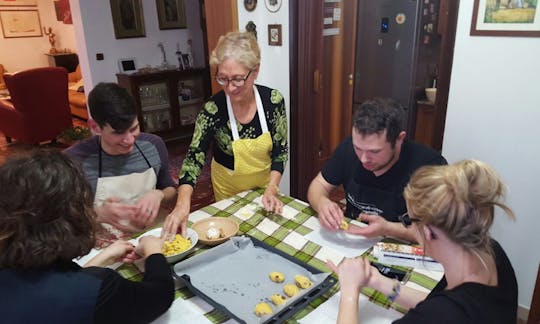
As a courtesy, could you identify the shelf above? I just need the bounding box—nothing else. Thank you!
[142,103,170,112]
[116,68,211,140]
[179,97,204,106]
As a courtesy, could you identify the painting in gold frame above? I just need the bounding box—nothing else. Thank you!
[0,0,37,6]
[156,0,186,29]
[0,10,42,38]
[110,0,145,39]
[471,0,540,37]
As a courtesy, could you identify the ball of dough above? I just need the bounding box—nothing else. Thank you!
[206,227,223,239]
[339,219,349,230]
[269,271,285,283]
[283,283,299,297]
[270,293,287,305]
[254,302,273,317]
[294,275,313,289]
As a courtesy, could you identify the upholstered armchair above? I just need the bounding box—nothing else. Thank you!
[0,67,72,144]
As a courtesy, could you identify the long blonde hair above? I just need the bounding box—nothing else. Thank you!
[404,159,515,256]
[209,31,260,70]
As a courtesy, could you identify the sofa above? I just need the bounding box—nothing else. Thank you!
[67,64,89,120]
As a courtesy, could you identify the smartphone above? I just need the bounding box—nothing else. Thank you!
[370,261,408,282]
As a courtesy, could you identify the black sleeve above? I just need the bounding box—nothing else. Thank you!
[86,254,174,324]
[321,137,354,186]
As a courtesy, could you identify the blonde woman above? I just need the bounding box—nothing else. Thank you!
[328,160,518,323]
[163,31,288,237]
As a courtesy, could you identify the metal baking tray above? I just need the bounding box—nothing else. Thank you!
[172,236,336,323]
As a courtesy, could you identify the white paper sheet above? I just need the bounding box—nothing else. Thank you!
[151,296,213,324]
[298,292,402,324]
[305,226,381,258]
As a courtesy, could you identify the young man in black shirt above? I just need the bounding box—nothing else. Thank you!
[307,98,447,242]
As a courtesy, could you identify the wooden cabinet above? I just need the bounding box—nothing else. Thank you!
[116,68,210,141]
[45,53,79,72]
[414,101,436,149]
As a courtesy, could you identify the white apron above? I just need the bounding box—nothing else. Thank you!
[94,142,157,245]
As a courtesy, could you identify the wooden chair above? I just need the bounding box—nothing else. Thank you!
[0,67,72,144]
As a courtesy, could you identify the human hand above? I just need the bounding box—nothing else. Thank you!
[316,200,345,231]
[136,235,164,258]
[162,204,189,240]
[262,186,283,214]
[85,240,139,267]
[133,190,164,229]
[346,213,389,238]
[97,197,141,232]
[327,257,376,296]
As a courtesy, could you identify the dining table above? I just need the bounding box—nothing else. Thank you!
[114,188,444,323]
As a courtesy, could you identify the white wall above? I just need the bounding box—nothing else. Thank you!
[71,0,204,87]
[443,2,540,310]
[0,1,77,72]
[237,0,291,195]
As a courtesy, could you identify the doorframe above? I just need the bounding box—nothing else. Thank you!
[289,1,324,201]
[290,0,460,198]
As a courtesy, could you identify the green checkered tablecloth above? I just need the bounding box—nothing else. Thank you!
[119,189,440,323]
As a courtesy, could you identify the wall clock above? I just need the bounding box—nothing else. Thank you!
[264,0,282,13]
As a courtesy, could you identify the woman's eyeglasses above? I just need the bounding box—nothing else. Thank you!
[215,70,252,87]
[399,212,420,228]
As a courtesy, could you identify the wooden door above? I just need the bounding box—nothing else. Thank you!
[290,0,357,200]
[201,0,238,95]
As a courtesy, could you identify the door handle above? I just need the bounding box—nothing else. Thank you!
[313,70,322,93]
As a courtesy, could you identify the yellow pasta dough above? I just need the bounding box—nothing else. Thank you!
[270,293,287,305]
[294,275,312,289]
[269,271,285,283]
[283,283,299,297]
[339,219,349,230]
[254,302,273,317]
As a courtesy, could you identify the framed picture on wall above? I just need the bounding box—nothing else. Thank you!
[264,0,282,13]
[0,0,37,6]
[0,10,42,38]
[156,0,187,29]
[470,0,540,37]
[268,24,282,46]
[109,0,146,39]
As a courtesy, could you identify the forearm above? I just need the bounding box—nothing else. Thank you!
[307,177,333,212]
[371,276,427,310]
[383,222,419,243]
[268,170,282,191]
[175,184,193,210]
[337,290,360,324]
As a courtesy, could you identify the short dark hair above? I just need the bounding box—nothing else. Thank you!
[0,150,97,269]
[352,98,404,146]
[88,82,137,132]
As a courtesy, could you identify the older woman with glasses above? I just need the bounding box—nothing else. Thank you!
[163,31,288,237]
[327,160,518,323]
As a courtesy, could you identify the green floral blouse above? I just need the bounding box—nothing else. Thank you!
[179,85,288,187]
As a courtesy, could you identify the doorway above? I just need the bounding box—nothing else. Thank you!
[290,0,460,200]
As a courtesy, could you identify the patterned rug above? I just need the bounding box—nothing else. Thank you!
[168,152,215,212]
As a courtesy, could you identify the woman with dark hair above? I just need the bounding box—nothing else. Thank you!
[328,159,518,323]
[0,150,174,323]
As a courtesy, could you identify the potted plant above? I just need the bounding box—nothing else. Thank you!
[58,125,92,145]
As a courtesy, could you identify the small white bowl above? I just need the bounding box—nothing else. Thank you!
[136,227,198,263]
[425,88,437,103]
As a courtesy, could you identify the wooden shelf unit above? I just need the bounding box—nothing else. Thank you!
[117,68,210,141]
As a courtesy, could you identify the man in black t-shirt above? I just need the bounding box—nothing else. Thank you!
[307,98,446,242]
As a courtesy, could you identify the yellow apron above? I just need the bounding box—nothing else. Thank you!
[211,86,272,201]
